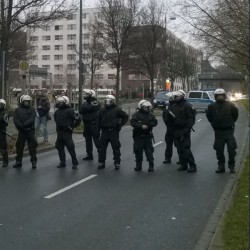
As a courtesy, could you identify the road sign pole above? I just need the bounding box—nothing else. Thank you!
[2,51,5,99]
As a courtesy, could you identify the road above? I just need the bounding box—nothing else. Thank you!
[0,105,247,250]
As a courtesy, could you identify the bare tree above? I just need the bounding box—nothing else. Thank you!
[97,0,140,103]
[0,0,77,97]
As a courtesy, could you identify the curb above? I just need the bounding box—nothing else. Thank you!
[194,104,249,250]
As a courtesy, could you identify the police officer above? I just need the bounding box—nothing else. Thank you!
[0,99,8,167]
[54,96,81,169]
[168,90,197,172]
[80,89,101,160]
[162,92,175,164]
[206,88,238,173]
[13,95,37,169]
[97,95,128,170]
[131,100,158,172]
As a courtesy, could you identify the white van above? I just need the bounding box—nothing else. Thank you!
[187,90,215,111]
[96,88,115,99]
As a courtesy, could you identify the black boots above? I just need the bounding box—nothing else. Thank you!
[72,163,78,169]
[114,163,120,170]
[148,164,154,172]
[82,155,93,161]
[215,165,225,173]
[13,161,22,168]
[163,158,171,164]
[32,162,37,169]
[229,165,235,174]
[2,161,8,168]
[57,162,66,168]
[134,163,142,172]
[188,165,197,173]
[98,163,105,169]
[177,165,188,171]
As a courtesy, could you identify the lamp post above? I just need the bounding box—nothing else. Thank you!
[78,0,83,108]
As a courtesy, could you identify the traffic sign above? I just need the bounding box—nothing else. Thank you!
[19,61,29,71]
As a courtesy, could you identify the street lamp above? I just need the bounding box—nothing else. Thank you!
[78,0,83,108]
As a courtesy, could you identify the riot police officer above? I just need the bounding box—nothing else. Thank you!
[206,88,238,173]
[13,95,37,169]
[97,95,128,170]
[54,96,81,169]
[131,100,158,172]
[0,99,8,167]
[162,92,175,164]
[168,90,197,172]
[80,89,101,161]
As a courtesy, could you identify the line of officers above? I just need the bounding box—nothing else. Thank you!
[0,88,238,173]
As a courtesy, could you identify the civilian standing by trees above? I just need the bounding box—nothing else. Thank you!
[0,99,8,168]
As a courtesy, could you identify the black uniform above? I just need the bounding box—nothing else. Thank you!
[168,99,196,171]
[13,105,37,167]
[0,110,8,167]
[206,100,238,172]
[80,98,101,159]
[130,110,158,171]
[97,105,128,167]
[162,101,175,163]
[54,106,81,168]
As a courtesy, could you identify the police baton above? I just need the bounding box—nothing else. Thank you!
[0,130,16,140]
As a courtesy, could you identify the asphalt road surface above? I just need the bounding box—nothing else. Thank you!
[0,105,247,250]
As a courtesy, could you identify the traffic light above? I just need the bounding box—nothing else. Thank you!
[166,80,171,91]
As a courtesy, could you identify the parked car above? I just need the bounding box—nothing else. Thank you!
[152,91,170,108]
[187,90,215,111]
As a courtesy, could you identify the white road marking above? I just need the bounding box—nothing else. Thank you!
[44,174,97,199]
[153,141,163,147]
[197,119,202,123]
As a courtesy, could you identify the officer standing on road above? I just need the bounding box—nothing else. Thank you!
[206,88,238,173]
[130,100,158,172]
[80,89,101,161]
[13,95,37,169]
[162,92,175,164]
[0,99,9,168]
[54,96,81,169]
[168,90,197,172]
[97,95,128,170]
[35,91,50,144]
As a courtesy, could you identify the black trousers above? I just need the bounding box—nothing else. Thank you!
[99,129,121,164]
[165,127,174,160]
[0,134,8,163]
[83,122,100,156]
[16,130,37,163]
[55,131,78,165]
[133,136,154,166]
[174,130,196,167]
[213,129,237,168]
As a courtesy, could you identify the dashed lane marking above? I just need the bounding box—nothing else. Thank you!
[153,141,163,147]
[197,119,202,123]
[44,174,97,199]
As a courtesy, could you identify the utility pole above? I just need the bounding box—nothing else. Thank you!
[1,51,5,99]
[78,0,83,109]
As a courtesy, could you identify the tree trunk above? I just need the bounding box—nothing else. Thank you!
[115,66,120,104]
[90,73,94,89]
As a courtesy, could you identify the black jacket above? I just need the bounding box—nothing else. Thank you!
[80,98,101,123]
[13,106,36,131]
[0,110,8,132]
[168,100,196,130]
[97,105,128,130]
[54,106,81,132]
[130,110,158,137]
[162,102,175,128]
[36,95,50,117]
[206,100,238,130]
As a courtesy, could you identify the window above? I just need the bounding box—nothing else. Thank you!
[94,74,103,80]
[67,54,76,61]
[67,64,77,70]
[42,26,50,31]
[67,24,76,30]
[108,74,116,79]
[188,92,202,98]
[54,64,63,70]
[42,65,50,69]
[55,35,63,41]
[67,44,76,50]
[67,34,76,40]
[67,74,76,81]
[83,33,90,39]
[55,45,63,50]
[30,36,38,42]
[108,63,115,69]
[54,55,63,60]
[54,74,63,80]
[31,55,38,61]
[67,14,76,20]
[83,43,89,50]
[42,55,50,61]
[42,45,50,51]
[202,92,209,99]
[82,13,89,19]
[42,35,50,41]
[83,24,89,30]
[55,25,63,31]
[30,46,38,51]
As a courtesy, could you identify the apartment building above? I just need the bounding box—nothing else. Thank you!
[28,7,116,90]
